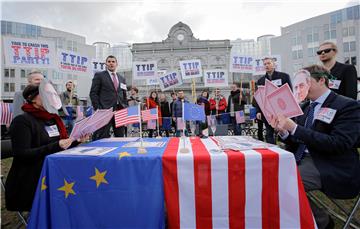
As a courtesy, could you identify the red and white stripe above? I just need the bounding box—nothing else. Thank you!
[162,137,316,229]
[141,109,158,121]
[0,102,13,125]
[114,109,139,127]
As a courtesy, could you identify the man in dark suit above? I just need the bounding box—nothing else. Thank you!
[255,57,292,144]
[317,41,358,100]
[90,55,128,140]
[271,65,360,229]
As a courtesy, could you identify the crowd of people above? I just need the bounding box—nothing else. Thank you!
[3,41,360,229]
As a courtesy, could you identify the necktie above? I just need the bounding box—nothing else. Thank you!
[111,72,119,91]
[294,102,319,162]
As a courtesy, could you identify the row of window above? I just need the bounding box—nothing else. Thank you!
[1,21,41,37]
[330,5,360,25]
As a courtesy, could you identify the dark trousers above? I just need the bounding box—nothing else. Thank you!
[257,120,264,141]
[92,117,125,141]
[299,155,330,229]
[230,117,242,135]
[264,121,275,144]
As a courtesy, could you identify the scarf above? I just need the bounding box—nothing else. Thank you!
[22,103,68,139]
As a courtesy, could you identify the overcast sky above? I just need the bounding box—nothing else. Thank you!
[1,0,358,45]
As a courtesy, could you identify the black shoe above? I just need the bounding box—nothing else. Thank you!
[325,216,334,229]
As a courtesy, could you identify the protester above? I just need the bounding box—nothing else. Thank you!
[59,80,79,134]
[13,69,44,119]
[317,41,358,99]
[146,91,162,138]
[89,55,128,140]
[5,83,88,212]
[209,88,227,123]
[255,57,292,144]
[197,90,210,136]
[159,93,171,137]
[270,65,360,229]
[227,83,246,135]
[170,92,177,130]
[172,90,189,137]
[127,86,140,106]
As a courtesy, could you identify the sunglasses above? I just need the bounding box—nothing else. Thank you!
[316,48,335,55]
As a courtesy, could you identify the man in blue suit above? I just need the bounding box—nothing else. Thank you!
[90,55,128,140]
[271,65,360,229]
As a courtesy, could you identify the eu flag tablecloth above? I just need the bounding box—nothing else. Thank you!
[28,137,316,229]
[28,138,167,229]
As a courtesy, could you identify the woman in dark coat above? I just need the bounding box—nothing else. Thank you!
[5,85,87,211]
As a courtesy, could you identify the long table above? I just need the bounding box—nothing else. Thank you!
[28,137,316,229]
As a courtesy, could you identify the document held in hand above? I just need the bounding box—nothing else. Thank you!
[266,84,303,118]
[254,81,303,120]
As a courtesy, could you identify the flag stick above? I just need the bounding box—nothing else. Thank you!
[138,103,146,154]
[180,99,189,153]
[156,106,161,138]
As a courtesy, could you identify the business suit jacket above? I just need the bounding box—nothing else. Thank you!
[285,92,360,199]
[330,61,358,100]
[89,71,128,110]
[255,71,292,123]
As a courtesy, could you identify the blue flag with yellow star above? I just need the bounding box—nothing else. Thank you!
[28,139,167,229]
[183,103,205,122]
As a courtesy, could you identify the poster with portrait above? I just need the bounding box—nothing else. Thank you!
[179,59,202,79]
[204,69,228,87]
[158,71,182,91]
[132,61,158,80]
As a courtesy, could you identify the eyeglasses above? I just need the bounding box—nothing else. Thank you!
[316,48,335,55]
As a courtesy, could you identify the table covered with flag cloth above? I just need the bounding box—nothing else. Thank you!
[28,137,316,229]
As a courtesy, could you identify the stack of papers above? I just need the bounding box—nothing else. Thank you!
[214,136,275,151]
[254,79,303,123]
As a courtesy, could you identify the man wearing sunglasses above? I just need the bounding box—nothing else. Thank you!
[317,41,358,100]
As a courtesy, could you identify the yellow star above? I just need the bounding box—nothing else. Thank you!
[57,179,76,198]
[118,151,131,160]
[41,176,47,191]
[90,168,108,188]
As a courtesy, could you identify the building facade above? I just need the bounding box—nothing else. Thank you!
[1,20,95,101]
[131,22,232,99]
[271,5,359,78]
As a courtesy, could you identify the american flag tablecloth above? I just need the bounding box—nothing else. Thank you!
[162,137,316,229]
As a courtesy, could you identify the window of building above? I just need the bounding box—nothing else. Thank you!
[21,69,26,78]
[10,69,15,77]
[344,42,350,52]
[307,48,317,57]
[349,26,355,36]
[10,83,15,92]
[343,28,349,37]
[347,7,354,20]
[4,69,9,77]
[21,84,27,90]
[350,41,356,51]
[292,50,303,60]
[351,56,357,66]
[4,83,9,92]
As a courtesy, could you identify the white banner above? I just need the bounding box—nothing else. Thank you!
[91,59,106,73]
[179,59,202,79]
[3,37,56,68]
[58,49,91,74]
[204,69,228,87]
[158,71,182,91]
[146,70,166,86]
[132,61,158,80]
[229,54,254,73]
[253,55,282,75]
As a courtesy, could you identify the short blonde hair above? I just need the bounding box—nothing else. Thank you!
[319,41,338,52]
